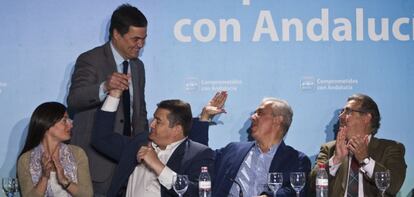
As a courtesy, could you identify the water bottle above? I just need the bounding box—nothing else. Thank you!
[199,166,212,197]
[316,163,328,197]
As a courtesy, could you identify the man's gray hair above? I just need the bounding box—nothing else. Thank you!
[262,97,293,136]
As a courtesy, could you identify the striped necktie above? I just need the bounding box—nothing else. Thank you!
[347,156,360,197]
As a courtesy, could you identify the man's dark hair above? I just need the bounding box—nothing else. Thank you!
[157,100,193,136]
[348,93,381,135]
[109,4,148,40]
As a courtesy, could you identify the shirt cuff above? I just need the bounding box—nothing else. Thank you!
[328,156,341,176]
[101,95,120,112]
[158,166,176,190]
[99,82,108,101]
[361,158,375,178]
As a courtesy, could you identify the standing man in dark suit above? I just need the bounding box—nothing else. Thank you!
[91,88,215,197]
[310,94,407,196]
[199,93,311,197]
[67,4,148,196]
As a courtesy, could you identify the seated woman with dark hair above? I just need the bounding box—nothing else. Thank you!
[17,102,93,197]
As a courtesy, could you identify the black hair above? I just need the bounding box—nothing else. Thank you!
[157,100,193,136]
[19,102,66,157]
[109,4,148,40]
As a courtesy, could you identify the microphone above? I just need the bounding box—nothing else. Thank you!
[227,176,243,197]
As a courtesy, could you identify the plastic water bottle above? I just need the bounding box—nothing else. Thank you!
[199,166,212,197]
[316,163,328,197]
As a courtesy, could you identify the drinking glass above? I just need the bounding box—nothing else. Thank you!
[375,171,390,197]
[2,177,18,197]
[289,172,305,197]
[268,172,283,197]
[172,174,189,197]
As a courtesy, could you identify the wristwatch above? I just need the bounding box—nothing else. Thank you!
[360,157,370,167]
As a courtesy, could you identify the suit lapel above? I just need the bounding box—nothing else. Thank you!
[367,137,379,158]
[166,139,187,173]
[103,42,124,133]
[228,142,255,177]
[269,141,286,171]
[340,155,349,191]
[130,59,140,92]
[103,42,118,75]
[113,138,146,195]
[129,58,143,134]
[328,142,349,194]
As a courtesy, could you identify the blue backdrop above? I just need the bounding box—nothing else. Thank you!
[0,0,413,196]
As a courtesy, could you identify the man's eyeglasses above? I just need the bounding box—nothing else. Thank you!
[339,107,367,116]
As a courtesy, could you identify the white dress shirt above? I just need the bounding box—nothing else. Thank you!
[125,139,185,197]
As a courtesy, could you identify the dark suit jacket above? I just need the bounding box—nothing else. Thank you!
[91,109,215,197]
[67,42,148,186]
[309,137,406,197]
[213,141,311,197]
